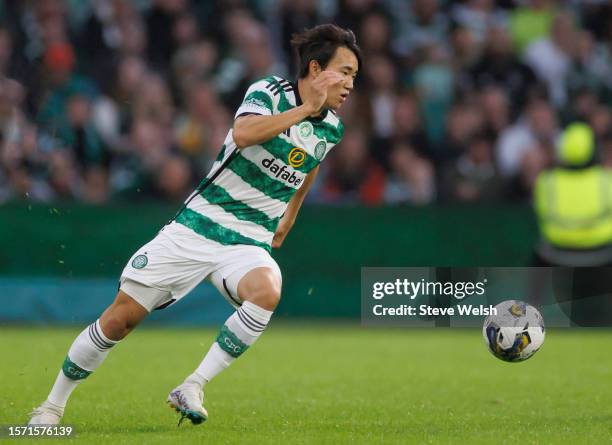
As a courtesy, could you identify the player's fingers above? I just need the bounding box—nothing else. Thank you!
[319,71,343,82]
[314,71,341,86]
[321,72,345,87]
[323,70,344,79]
[312,73,331,89]
[329,71,344,81]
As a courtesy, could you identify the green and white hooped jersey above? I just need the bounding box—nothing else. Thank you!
[175,76,344,252]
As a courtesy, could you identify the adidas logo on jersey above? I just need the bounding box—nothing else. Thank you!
[262,157,303,187]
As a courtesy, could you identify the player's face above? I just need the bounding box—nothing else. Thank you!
[324,47,358,110]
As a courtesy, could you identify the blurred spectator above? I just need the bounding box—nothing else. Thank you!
[359,11,393,58]
[478,85,511,139]
[47,150,79,200]
[91,55,147,151]
[450,0,507,45]
[117,11,147,57]
[0,26,19,78]
[449,24,480,75]
[510,141,553,199]
[1,122,53,203]
[37,42,97,129]
[145,0,190,71]
[132,73,174,128]
[59,94,108,167]
[392,93,426,144]
[172,39,219,93]
[588,105,612,140]
[0,78,26,144]
[579,2,612,43]
[439,102,485,163]
[533,123,612,325]
[384,93,430,166]
[216,10,284,110]
[82,166,109,203]
[566,29,612,103]
[394,0,448,57]
[441,133,502,202]
[384,142,435,204]
[363,54,397,142]
[524,11,576,107]
[78,0,144,85]
[279,0,322,74]
[496,98,559,178]
[466,25,538,115]
[565,88,599,123]
[174,80,230,173]
[131,118,171,173]
[172,11,200,49]
[334,0,382,37]
[412,43,453,145]
[322,129,385,205]
[534,122,612,266]
[156,154,193,202]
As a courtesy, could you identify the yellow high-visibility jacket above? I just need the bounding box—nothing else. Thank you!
[534,166,612,249]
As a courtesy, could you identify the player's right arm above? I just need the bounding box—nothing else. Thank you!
[232,72,343,148]
[233,106,315,148]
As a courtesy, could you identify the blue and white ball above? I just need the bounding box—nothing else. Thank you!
[483,300,545,362]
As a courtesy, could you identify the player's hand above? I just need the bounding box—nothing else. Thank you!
[304,71,344,114]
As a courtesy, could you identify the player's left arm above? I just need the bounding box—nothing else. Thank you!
[272,165,320,249]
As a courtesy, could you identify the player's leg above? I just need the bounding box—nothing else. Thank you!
[30,223,205,425]
[28,284,159,425]
[187,266,280,383]
[168,265,280,424]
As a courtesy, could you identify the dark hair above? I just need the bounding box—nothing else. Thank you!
[291,24,362,79]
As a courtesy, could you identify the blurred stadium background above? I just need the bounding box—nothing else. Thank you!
[2,0,612,207]
[2,1,612,442]
[1,0,611,323]
[0,0,579,324]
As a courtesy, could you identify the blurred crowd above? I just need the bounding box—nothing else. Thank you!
[0,0,611,206]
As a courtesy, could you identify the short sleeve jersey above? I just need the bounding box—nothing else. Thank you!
[175,76,345,251]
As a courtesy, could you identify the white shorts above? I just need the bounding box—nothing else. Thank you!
[119,221,281,312]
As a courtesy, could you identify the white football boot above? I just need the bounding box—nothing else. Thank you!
[167,382,208,425]
[28,400,64,425]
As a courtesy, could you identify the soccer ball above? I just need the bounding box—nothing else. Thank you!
[482,300,545,362]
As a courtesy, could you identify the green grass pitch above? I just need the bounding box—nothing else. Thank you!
[1,326,611,444]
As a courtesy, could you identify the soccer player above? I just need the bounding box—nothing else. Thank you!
[29,24,360,425]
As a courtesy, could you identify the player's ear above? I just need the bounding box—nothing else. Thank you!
[308,59,322,77]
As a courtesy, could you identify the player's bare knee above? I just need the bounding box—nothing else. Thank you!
[239,269,282,310]
[99,312,130,340]
[264,282,281,310]
[99,292,147,340]
[258,280,281,309]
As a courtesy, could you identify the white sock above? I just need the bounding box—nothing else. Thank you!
[46,371,76,409]
[47,319,119,408]
[185,301,273,387]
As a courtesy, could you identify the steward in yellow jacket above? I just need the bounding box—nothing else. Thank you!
[534,123,612,266]
[533,123,612,326]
